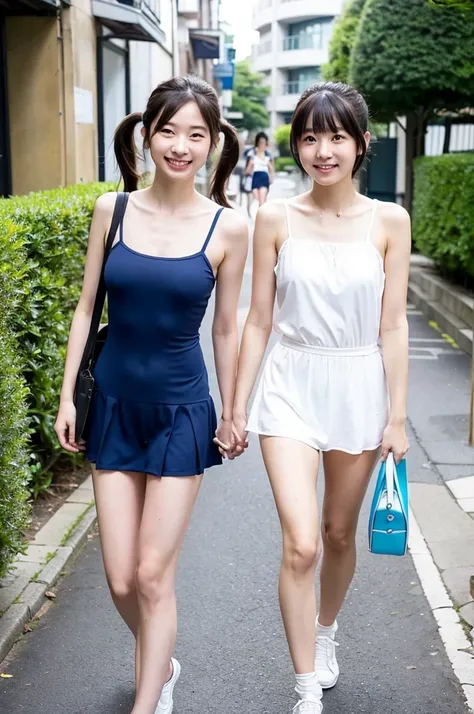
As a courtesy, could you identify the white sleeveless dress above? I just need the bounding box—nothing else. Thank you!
[246,199,389,454]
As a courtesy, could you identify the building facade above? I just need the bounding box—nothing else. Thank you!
[251,0,343,134]
[0,0,224,196]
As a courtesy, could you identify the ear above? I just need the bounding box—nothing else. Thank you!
[363,130,371,152]
[140,126,146,138]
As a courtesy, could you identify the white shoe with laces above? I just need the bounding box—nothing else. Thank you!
[315,621,339,689]
[292,697,323,714]
[155,658,181,714]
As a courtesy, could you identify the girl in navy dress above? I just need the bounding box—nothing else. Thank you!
[54,76,248,714]
[246,132,274,207]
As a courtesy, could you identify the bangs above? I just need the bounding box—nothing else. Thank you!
[293,90,363,140]
[150,92,194,136]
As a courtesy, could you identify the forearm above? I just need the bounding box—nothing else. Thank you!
[233,320,272,415]
[212,328,239,421]
[380,320,409,424]
[60,303,94,404]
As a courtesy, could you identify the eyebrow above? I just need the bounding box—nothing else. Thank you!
[303,126,344,133]
[166,121,208,131]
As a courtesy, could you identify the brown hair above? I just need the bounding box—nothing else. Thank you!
[290,82,369,177]
[113,75,240,208]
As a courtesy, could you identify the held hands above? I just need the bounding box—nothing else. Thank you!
[54,400,86,454]
[213,414,249,460]
[380,420,409,464]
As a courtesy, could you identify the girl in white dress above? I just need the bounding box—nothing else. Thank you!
[232,82,410,713]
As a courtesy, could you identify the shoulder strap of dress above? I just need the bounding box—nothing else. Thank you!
[284,200,291,239]
[201,206,225,253]
[366,199,377,242]
[108,192,129,250]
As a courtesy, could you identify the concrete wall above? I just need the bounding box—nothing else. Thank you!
[6,17,63,195]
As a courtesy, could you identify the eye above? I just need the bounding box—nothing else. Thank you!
[333,134,344,141]
[190,133,204,139]
[304,135,316,143]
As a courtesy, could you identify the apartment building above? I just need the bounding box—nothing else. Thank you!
[0,0,224,196]
[252,0,343,133]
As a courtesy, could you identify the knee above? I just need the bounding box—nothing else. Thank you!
[107,575,136,603]
[322,521,355,555]
[284,538,319,577]
[135,556,172,604]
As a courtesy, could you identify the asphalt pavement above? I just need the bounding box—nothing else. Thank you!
[0,177,471,714]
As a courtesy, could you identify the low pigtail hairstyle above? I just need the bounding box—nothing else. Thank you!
[114,75,240,207]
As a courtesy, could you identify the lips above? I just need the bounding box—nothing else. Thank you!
[165,157,192,169]
[315,164,338,171]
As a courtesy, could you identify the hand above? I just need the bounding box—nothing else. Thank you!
[381,421,409,464]
[54,401,85,453]
[230,411,249,458]
[213,417,236,459]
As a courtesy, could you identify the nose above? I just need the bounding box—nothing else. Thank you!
[316,140,333,160]
[171,137,189,156]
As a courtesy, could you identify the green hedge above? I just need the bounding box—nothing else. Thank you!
[275,157,297,172]
[412,153,474,278]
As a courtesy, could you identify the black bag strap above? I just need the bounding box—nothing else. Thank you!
[79,192,129,374]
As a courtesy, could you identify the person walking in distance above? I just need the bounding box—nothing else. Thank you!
[245,131,275,208]
[232,82,410,713]
[54,76,248,714]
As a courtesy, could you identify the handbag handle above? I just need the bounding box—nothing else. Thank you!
[78,192,129,374]
[385,451,395,507]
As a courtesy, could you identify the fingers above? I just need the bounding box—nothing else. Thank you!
[55,423,80,453]
[380,445,390,462]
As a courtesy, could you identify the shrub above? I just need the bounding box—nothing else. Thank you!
[274,124,292,157]
[275,157,297,172]
[0,182,115,497]
[412,153,474,277]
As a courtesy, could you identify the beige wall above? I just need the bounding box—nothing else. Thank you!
[6,17,63,195]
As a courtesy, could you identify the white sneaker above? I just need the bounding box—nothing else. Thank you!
[155,658,181,714]
[292,697,323,714]
[315,621,339,689]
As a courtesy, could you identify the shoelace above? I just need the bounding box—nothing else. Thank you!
[315,634,339,668]
[293,699,323,713]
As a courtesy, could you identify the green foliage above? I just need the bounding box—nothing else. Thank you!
[350,0,474,121]
[323,0,368,83]
[275,157,297,172]
[429,0,473,6]
[412,153,474,276]
[230,60,270,131]
[0,220,32,577]
[0,183,115,500]
[274,124,292,157]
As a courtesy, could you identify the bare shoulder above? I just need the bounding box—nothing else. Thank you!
[218,206,248,240]
[93,191,118,220]
[257,199,286,225]
[377,200,410,229]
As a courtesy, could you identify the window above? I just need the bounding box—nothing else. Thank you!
[284,67,320,95]
[284,17,334,51]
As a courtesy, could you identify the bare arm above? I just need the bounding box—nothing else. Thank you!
[245,158,255,176]
[268,159,275,184]
[212,210,249,450]
[233,202,285,429]
[54,192,116,451]
[379,203,411,462]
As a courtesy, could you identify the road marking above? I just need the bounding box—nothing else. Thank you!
[408,508,474,712]
[409,346,462,359]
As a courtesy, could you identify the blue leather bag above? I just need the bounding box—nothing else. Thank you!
[368,453,409,556]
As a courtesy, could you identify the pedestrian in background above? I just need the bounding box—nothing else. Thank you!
[233,82,410,714]
[54,75,248,714]
[245,131,275,208]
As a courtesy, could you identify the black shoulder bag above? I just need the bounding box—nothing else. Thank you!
[73,192,129,442]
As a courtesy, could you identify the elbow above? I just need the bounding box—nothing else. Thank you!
[380,317,408,337]
[212,319,238,339]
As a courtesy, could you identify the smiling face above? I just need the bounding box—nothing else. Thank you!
[297,124,366,186]
[144,100,212,180]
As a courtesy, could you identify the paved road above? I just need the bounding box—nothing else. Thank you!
[1,178,471,714]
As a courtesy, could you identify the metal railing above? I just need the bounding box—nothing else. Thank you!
[257,39,272,55]
[116,0,161,20]
[283,78,317,94]
[283,33,323,51]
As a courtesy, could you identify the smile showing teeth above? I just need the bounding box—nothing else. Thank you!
[166,158,191,167]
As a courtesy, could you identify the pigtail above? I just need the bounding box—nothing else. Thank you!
[113,112,143,192]
[209,120,240,208]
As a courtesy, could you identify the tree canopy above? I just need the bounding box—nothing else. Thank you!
[323,0,367,84]
[350,0,474,121]
[230,60,270,132]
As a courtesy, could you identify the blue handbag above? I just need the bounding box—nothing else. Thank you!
[368,452,409,556]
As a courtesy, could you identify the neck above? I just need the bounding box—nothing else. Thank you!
[148,172,199,211]
[309,174,356,213]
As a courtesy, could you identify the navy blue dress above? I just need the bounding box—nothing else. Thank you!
[85,202,224,477]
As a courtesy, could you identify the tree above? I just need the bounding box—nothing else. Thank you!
[230,60,270,132]
[323,0,368,83]
[274,124,291,157]
[350,0,474,209]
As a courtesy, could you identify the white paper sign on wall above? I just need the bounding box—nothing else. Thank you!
[74,87,94,124]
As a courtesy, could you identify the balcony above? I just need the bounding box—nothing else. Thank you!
[177,0,199,18]
[275,92,299,114]
[277,0,343,23]
[92,0,166,45]
[253,0,273,31]
[0,0,64,14]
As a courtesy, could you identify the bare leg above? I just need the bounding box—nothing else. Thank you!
[131,473,203,714]
[258,187,269,206]
[319,449,379,625]
[260,436,320,674]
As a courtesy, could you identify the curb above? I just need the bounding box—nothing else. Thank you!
[0,476,97,665]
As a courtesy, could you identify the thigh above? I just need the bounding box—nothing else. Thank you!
[252,187,259,200]
[260,187,269,202]
[321,449,380,531]
[260,436,320,544]
[138,473,203,572]
[92,467,147,581]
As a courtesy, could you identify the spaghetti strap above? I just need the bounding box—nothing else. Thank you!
[118,192,129,245]
[366,199,377,242]
[284,200,291,239]
[201,206,225,253]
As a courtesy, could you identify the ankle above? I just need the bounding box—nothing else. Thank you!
[316,617,337,635]
[295,671,322,700]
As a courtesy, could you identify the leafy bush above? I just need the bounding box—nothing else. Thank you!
[0,219,32,577]
[274,124,292,157]
[275,157,297,172]
[0,182,115,497]
[412,153,474,277]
